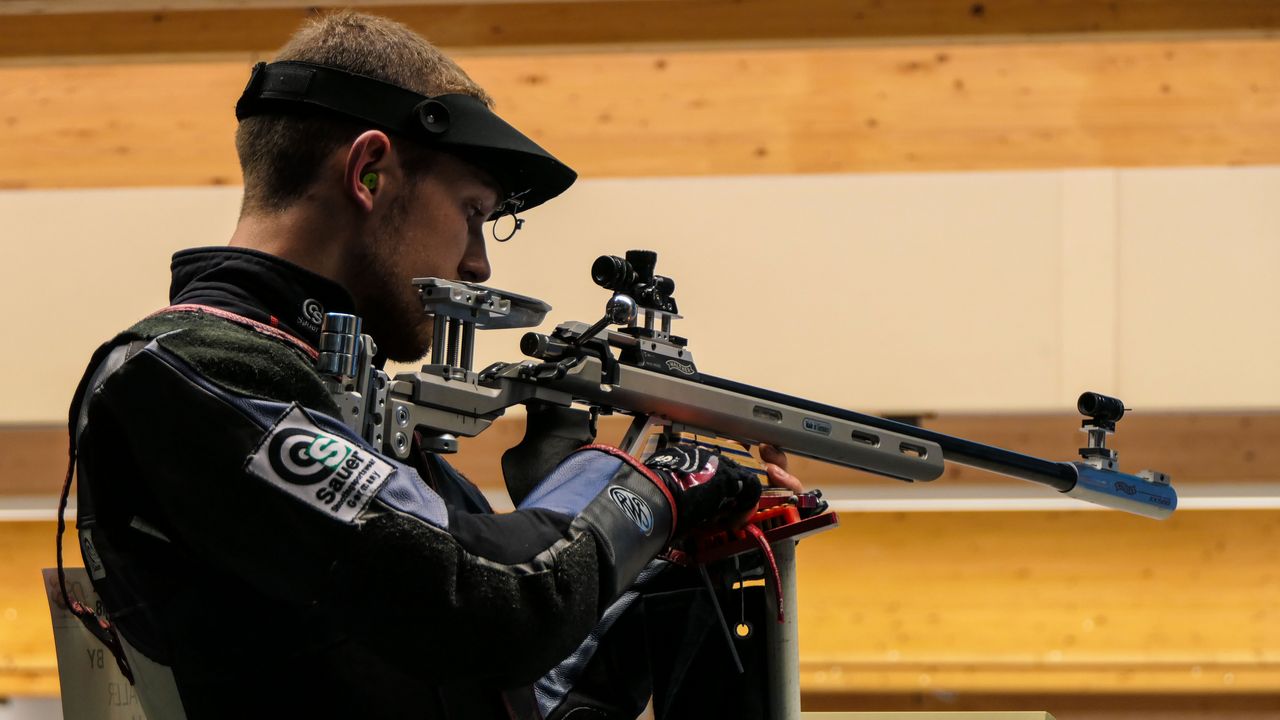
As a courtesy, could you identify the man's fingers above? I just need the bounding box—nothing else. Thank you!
[758,444,804,492]
[764,463,804,493]
[758,443,788,471]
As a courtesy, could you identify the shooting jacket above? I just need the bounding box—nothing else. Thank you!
[68,247,677,719]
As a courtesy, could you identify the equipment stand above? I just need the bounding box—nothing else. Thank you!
[766,539,801,719]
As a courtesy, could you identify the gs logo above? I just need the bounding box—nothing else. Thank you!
[268,428,353,485]
[301,298,324,328]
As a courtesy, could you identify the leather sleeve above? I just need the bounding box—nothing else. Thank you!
[88,332,674,687]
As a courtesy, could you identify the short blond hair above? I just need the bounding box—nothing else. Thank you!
[235,11,492,215]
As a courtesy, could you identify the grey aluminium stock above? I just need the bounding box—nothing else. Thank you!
[317,262,1177,521]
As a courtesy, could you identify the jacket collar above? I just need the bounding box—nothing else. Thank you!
[169,246,356,349]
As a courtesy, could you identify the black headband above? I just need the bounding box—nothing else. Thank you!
[235,61,577,217]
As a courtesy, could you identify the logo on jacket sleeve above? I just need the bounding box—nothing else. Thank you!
[267,428,354,485]
[247,405,392,523]
[608,486,654,535]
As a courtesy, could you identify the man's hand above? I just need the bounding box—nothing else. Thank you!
[644,445,761,535]
[758,443,804,494]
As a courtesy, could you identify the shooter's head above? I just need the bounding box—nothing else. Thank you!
[232,12,575,361]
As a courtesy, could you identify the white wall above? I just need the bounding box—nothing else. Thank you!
[2,166,1277,424]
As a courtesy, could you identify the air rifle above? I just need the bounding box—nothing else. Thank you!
[317,249,1176,521]
[316,249,1175,717]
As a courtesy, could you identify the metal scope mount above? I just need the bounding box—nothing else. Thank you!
[523,250,698,383]
[1075,390,1171,487]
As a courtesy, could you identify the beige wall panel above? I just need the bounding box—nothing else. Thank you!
[1116,167,1280,409]
[0,187,242,423]
[478,172,1065,412]
[4,174,1065,424]
[1059,169,1119,405]
[4,165,1278,424]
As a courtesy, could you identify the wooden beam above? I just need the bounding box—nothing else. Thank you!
[4,510,1278,697]
[0,427,69,495]
[0,0,658,14]
[924,412,1280,487]
[3,38,1280,188]
[802,693,1280,718]
[0,522,75,697]
[795,509,1280,692]
[2,1,1279,60]
[6,411,1277,495]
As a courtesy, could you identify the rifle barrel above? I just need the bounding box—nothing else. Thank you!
[699,374,1079,493]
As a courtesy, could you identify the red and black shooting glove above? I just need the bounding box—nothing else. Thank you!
[644,444,762,536]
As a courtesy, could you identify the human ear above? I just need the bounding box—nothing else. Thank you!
[344,130,394,213]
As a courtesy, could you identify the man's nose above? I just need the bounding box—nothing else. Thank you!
[459,244,491,283]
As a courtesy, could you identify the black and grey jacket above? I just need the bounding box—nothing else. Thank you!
[68,248,676,719]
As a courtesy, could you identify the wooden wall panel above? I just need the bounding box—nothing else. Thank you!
[6,412,1277,496]
[4,510,1277,698]
[463,412,1280,491]
[3,39,1279,189]
[0,522,75,696]
[796,509,1280,693]
[2,0,1278,60]
[802,692,1280,718]
[0,428,67,496]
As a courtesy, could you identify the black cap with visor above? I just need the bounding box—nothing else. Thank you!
[235,61,577,226]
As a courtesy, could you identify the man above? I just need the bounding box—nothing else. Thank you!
[63,11,799,719]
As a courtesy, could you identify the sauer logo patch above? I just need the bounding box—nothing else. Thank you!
[268,427,354,485]
[247,405,393,523]
[608,486,654,536]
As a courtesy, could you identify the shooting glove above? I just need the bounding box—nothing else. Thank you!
[645,445,762,535]
[502,401,597,506]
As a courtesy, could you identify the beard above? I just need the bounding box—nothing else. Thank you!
[344,195,435,362]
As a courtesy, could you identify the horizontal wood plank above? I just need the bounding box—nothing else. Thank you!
[923,412,1280,487]
[2,1,1279,60]
[4,510,1277,696]
[0,427,70,495]
[0,522,76,697]
[3,39,1280,189]
[6,411,1277,495]
[795,509,1280,692]
[0,0,657,14]
[802,693,1280,717]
